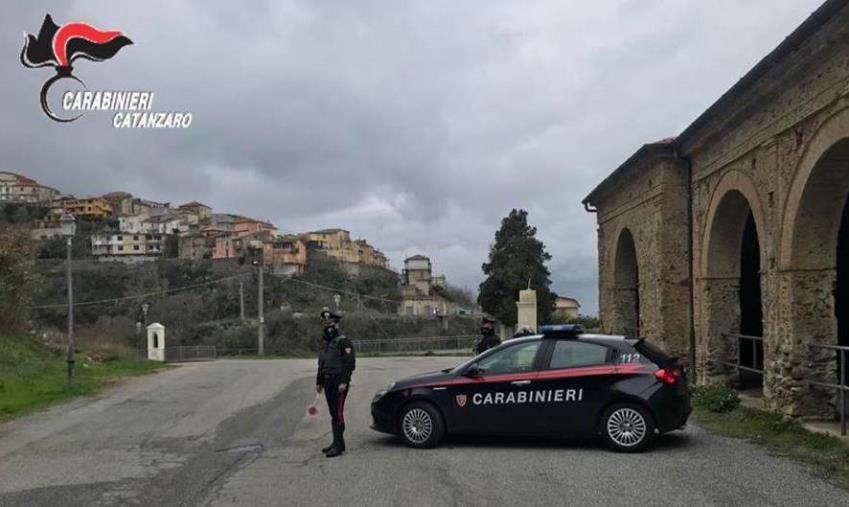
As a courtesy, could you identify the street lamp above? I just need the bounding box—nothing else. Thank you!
[137,301,151,338]
[59,213,76,389]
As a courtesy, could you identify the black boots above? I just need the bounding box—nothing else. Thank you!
[324,422,346,457]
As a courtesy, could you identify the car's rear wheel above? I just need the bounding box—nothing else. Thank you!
[600,403,655,453]
[398,401,445,448]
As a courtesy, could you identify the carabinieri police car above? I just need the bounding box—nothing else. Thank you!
[371,325,691,452]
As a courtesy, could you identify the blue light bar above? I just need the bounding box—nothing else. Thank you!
[539,324,584,337]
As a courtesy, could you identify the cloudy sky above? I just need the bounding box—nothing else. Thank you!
[1,0,826,314]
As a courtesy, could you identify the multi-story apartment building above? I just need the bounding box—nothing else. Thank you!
[355,239,390,269]
[101,192,170,217]
[177,201,212,222]
[271,235,308,275]
[178,232,217,259]
[234,216,277,237]
[0,172,60,205]
[308,229,380,266]
[91,231,163,263]
[62,197,113,218]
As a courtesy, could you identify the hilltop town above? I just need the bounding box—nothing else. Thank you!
[1,170,481,317]
[2,170,389,274]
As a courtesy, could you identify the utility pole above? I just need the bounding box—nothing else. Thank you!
[60,214,76,389]
[239,280,245,322]
[257,256,265,356]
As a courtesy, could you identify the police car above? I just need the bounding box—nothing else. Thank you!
[371,325,691,452]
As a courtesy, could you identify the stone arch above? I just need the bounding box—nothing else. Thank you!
[700,170,767,382]
[611,227,640,335]
[778,106,849,416]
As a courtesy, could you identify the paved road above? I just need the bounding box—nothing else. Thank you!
[1,357,846,507]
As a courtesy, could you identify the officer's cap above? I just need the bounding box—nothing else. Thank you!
[320,309,342,324]
[481,316,496,325]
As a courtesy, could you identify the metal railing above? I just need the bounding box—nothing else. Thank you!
[807,343,848,436]
[163,346,217,362]
[721,333,764,376]
[353,335,477,355]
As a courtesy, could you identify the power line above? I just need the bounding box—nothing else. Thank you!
[268,271,403,304]
[29,272,251,310]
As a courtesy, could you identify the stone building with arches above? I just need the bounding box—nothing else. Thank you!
[583,0,849,417]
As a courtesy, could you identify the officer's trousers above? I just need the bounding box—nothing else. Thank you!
[323,376,349,450]
[324,380,349,425]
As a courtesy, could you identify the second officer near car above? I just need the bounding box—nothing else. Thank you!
[473,316,501,355]
[316,309,356,458]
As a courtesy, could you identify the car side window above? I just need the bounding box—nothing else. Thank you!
[548,341,610,369]
[478,341,542,375]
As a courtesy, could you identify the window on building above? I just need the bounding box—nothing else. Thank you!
[134,245,140,251]
[118,246,124,251]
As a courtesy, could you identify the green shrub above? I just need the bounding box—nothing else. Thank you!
[692,385,740,413]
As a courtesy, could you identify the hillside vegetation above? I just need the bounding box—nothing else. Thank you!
[0,334,167,421]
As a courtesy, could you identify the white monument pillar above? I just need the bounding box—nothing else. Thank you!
[516,289,538,333]
[146,323,166,362]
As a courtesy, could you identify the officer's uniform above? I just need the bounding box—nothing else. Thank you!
[474,317,501,355]
[316,310,355,457]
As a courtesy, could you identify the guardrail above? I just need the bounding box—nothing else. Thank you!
[163,346,217,362]
[721,333,764,376]
[808,343,848,436]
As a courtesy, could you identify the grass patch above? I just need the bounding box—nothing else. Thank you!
[693,405,849,489]
[0,335,168,422]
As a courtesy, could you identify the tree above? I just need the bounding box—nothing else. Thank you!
[0,224,41,332]
[478,209,555,326]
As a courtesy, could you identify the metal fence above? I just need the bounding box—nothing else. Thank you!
[721,333,764,376]
[163,346,217,362]
[808,343,849,436]
[353,335,477,355]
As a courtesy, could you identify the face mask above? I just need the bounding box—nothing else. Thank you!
[481,327,493,336]
[323,326,338,340]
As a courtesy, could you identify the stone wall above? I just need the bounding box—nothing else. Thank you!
[594,153,691,362]
[588,2,849,416]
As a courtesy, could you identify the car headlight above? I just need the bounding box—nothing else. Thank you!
[373,383,395,402]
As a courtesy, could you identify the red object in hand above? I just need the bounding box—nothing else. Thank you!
[306,393,321,417]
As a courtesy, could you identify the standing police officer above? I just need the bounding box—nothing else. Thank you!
[474,317,501,355]
[316,310,356,458]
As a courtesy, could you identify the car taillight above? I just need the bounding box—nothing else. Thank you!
[655,368,680,385]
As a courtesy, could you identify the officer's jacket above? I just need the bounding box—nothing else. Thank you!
[317,334,356,385]
[474,335,501,355]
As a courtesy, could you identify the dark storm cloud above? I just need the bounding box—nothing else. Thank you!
[0,0,826,313]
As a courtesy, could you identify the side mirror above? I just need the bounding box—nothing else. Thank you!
[464,364,482,377]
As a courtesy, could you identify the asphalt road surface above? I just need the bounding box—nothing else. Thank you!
[1,357,847,507]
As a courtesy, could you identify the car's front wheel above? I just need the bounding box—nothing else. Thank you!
[398,402,445,448]
[600,403,655,452]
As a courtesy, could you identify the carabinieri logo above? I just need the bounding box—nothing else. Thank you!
[20,14,132,122]
[21,14,193,128]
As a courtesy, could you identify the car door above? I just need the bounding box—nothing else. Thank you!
[448,340,545,435]
[535,339,618,436]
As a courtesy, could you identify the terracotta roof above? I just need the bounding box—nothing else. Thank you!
[405,254,430,261]
[311,228,349,234]
[179,201,211,209]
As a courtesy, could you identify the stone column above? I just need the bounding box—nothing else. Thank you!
[516,289,538,332]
